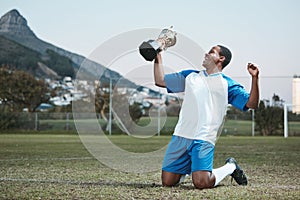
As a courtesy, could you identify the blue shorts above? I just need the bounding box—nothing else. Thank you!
[162,135,215,174]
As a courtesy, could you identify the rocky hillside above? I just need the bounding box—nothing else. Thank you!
[0,9,135,87]
[0,35,76,79]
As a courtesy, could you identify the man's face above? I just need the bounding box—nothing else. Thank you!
[202,46,221,69]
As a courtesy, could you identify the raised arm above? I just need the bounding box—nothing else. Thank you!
[245,63,260,109]
[154,53,166,88]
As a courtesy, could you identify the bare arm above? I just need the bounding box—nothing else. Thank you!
[246,63,260,109]
[154,53,166,87]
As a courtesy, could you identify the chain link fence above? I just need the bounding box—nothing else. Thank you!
[0,111,299,136]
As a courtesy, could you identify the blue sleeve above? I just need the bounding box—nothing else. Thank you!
[228,85,250,111]
[164,70,199,93]
[223,75,250,111]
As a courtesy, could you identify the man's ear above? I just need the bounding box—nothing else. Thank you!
[219,56,225,63]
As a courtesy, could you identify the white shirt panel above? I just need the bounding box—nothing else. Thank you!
[173,71,228,145]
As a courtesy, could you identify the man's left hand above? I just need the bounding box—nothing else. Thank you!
[247,63,259,77]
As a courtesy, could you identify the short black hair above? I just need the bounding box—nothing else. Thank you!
[218,45,232,69]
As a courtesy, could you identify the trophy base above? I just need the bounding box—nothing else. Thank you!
[139,40,162,61]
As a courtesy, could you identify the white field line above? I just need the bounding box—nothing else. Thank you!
[0,177,162,188]
[0,177,101,185]
[0,177,76,184]
[0,157,94,162]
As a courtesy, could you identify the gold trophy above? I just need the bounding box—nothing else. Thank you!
[139,27,177,61]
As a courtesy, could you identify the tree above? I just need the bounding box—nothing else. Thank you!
[255,100,283,136]
[226,106,252,120]
[0,67,49,112]
[94,84,149,133]
[95,85,109,121]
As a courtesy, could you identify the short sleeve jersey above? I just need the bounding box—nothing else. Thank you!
[164,69,249,145]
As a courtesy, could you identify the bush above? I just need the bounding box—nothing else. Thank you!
[0,110,35,130]
[255,101,283,136]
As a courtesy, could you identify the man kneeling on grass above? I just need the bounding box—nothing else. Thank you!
[153,45,259,189]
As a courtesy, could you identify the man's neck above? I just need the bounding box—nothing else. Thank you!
[205,66,222,75]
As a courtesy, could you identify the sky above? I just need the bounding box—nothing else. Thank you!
[0,0,300,103]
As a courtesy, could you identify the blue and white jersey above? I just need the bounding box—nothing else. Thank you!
[164,69,250,145]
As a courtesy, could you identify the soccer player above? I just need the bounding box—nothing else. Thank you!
[154,45,259,189]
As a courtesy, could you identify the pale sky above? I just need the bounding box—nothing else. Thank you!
[1,0,299,103]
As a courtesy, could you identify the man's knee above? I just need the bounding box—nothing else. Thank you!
[162,178,177,187]
[192,171,215,189]
[193,178,214,189]
[161,171,181,187]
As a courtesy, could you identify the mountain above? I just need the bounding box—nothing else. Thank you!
[0,9,37,39]
[0,35,77,79]
[0,9,136,87]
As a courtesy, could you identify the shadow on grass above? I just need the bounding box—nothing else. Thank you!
[1,178,230,190]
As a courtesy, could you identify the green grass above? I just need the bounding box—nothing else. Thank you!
[0,133,299,199]
[288,121,300,136]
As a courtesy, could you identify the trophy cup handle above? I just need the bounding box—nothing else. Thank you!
[139,40,162,61]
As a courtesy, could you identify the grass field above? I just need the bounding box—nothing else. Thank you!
[0,133,299,199]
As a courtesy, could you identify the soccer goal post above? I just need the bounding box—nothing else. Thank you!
[284,104,289,138]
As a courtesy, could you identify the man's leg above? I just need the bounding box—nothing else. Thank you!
[192,171,215,189]
[213,157,248,186]
[190,140,215,189]
[161,171,182,186]
[161,136,193,187]
[192,157,248,188]
[212,161,236,186]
